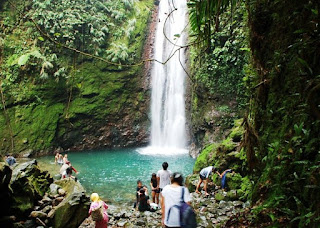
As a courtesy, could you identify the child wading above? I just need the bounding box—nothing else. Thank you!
[89,193,109,228]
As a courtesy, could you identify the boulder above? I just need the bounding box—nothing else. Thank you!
[215,192,226,201]
[10,160,53,217]
[226,190,238,200]
[30,211,47,219]
[41,205,52,214]
[58,188,66,196]
[49,183,60,195]
[51,179,90,228]
[20,149,34,158]
[0,162,12,216]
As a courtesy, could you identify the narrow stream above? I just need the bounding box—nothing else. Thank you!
[37,148,194,205]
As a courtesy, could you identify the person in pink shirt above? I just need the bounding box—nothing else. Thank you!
[89,193,109,228]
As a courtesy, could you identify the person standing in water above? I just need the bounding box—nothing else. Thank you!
[89,193,108,228]
[150,173,160,204]
[57,154,64,165]
[157,162,172,192]
[63,154,69,164]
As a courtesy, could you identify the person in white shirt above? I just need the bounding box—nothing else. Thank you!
[195,166,220,196]
[157,162,172,192]
[161,172,191,227]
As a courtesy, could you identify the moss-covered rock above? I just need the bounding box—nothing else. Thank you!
[10,160,53,217]
[52,179,90,228]
[0,0,154,156]
[194,119,245,173]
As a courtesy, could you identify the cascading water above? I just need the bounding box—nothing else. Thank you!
[140,0,188,155]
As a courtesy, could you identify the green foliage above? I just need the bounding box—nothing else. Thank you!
[31,0,133,53]
[193,143,218,173]
[188,0,238,50]
[0,0,153,155]
[244,0,320,226]
[191,3,249,106]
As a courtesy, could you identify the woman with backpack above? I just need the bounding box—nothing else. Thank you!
[161,172,196,228]
[89,193,109,228]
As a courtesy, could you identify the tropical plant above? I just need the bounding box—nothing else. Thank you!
[188,0,239,51]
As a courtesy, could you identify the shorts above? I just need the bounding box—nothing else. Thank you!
[200,174,206,180]
[152,189,160,193]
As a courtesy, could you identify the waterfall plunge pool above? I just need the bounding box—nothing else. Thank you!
[37,148,195,205]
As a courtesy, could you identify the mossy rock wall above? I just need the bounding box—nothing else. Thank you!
[0,0,154,156]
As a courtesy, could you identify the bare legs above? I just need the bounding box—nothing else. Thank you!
[195,178,209,196]
[195,177,202,194]
[152,190,160,204]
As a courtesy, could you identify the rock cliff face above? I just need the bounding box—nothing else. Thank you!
[0,0,154,156]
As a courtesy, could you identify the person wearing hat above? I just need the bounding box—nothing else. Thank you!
[89,193,109,228]
[195,166,219,196]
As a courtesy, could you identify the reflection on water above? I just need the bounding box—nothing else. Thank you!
[37,148,195,204]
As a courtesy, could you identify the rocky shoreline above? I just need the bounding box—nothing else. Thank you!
[79,191,248,228]
[1,158,250,228]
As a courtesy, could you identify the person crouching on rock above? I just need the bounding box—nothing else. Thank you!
[61,167,76,180]
[89,193,109,228]
[135,180,148,209]
[195,166,220,196]
[138,189,154,212]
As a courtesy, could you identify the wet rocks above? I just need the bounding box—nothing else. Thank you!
[10,160,53,217]
[79,190,247,228]
[0,160,89,228]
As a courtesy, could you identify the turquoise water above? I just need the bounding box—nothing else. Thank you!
[37,148,195,204]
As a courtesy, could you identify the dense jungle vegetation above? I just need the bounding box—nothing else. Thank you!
[0,0,319,226]
[189,0,320,226]
[0,0,153,154]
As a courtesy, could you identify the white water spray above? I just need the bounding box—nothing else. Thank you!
[140,0,188,155]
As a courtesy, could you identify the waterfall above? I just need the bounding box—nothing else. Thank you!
[140,0,188,155]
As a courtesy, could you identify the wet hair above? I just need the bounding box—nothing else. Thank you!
[137,180,142,184]
[171,172,183,186]
[162,162,168,170]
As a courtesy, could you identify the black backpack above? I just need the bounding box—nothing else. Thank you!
[167,187,197,228]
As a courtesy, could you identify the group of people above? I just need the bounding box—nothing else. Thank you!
[88,163,234,228]
[54,152,78,180]
[195,166,234,196]
[89,161,193,228]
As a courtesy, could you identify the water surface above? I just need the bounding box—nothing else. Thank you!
[37,148,195,204]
